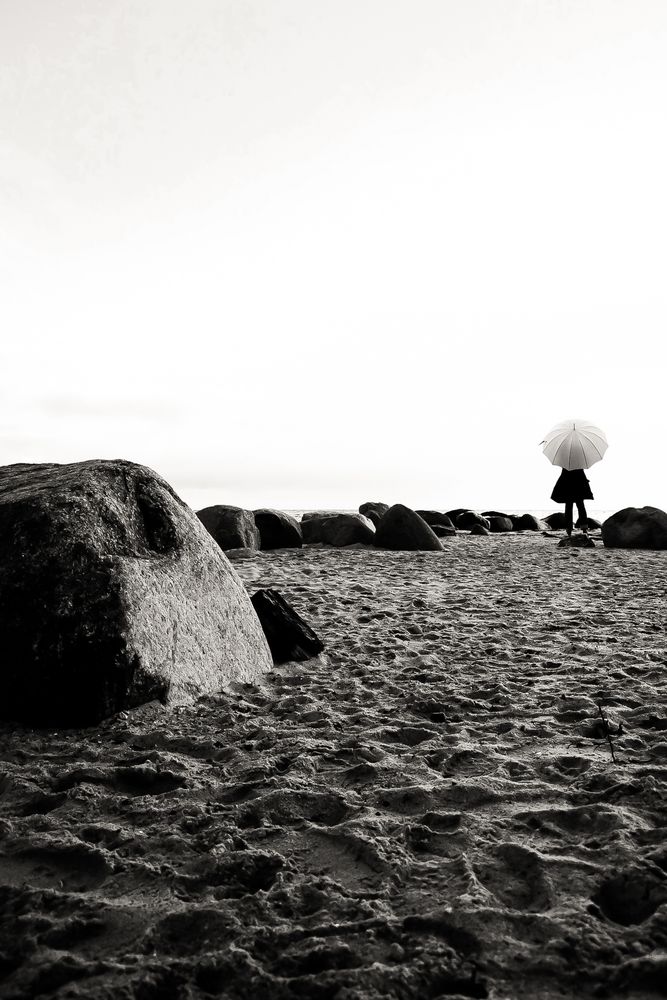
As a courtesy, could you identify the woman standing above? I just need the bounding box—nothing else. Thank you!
[551,467,594,536]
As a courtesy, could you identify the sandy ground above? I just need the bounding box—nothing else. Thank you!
[1,532,666,999]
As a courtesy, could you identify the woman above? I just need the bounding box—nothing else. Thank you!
[551,468,593,536]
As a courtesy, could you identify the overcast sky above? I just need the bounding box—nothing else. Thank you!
[1,1,665,513]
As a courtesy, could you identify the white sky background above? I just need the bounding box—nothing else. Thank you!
[1,1,665,513]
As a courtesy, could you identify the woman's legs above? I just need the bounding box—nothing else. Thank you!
[564,501,574,535]
[576,500,588,532]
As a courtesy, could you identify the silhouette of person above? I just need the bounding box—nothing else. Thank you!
[551,468,593,536]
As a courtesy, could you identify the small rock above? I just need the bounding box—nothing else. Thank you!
[251,589,324,663]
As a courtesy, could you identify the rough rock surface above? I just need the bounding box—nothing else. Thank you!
[253,509,303,549]
[197,504,260,551]
[251,588,324,663]
[456,511,490,531]
[374,505,444,552]
[0,460,272,726]
[602,507,667,550]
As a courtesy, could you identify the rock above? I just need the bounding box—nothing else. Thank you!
[559,534,596,548]
[602,507,667,550]
[251,589,324,663]
[301,510,341,522]
[197,505,260,551]
[374,504,444,551]
[0,460,272,726]
[482,510,512,519]
[359,501,390,519]
[432,524,457,537]
[511,513,541,531]
[303,513,374,546]
[320,513,375,547]
[445,508,470,521]
[415,511,455,529]
[253,509,303,549]
[487,516,514,533]
[456,511,490,531]
[577,516,602,531]
[470,524,490,536]
[364,509,382,528]
[544,512,568,529]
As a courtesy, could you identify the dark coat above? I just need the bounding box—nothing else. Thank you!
[551,468,594,503]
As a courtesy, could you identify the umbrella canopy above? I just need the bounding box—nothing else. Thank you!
[541,419,608,470]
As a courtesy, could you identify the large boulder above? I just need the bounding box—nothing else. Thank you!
[302,513,374,546]
[602,507,667,549]
[197,504,260,551]
[320,513,375,547]
[374,504,444,552]
[253,509,303,549]
[470,523,490,536]
[456,511,490,531]
[0,460,272,726]
[415,511,455,529]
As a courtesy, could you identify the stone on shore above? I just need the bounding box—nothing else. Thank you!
[559,534,596,548]
[487,516,514,533]
[251,589,324,663]
[470,523,491,536]
[320,513,375,546]
[544,513,568,530]
[456,511,491,531]
[374,504,444,552]
[197,504,260,551]
[0,460,272,726]
[253,509,303,549]
[359,501,390,520]
[415,511,455,529]
[432,524,457,537]
[512,513,541,531]
[303,513,375,546]
[602,507,667,549]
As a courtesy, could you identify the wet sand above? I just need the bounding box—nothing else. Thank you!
[1,533,666,999]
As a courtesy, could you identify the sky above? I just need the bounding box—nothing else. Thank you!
[1,0,666,513]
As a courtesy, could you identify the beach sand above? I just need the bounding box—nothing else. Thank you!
[1,533,666,999]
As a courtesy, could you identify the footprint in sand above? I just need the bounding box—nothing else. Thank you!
[476,842,552,911]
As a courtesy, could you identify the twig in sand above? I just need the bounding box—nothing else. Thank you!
[597,702,617,763]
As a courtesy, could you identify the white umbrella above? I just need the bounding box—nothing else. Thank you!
[541,419,608,470]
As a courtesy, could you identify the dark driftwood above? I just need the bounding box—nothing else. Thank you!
[251,589,324,664]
